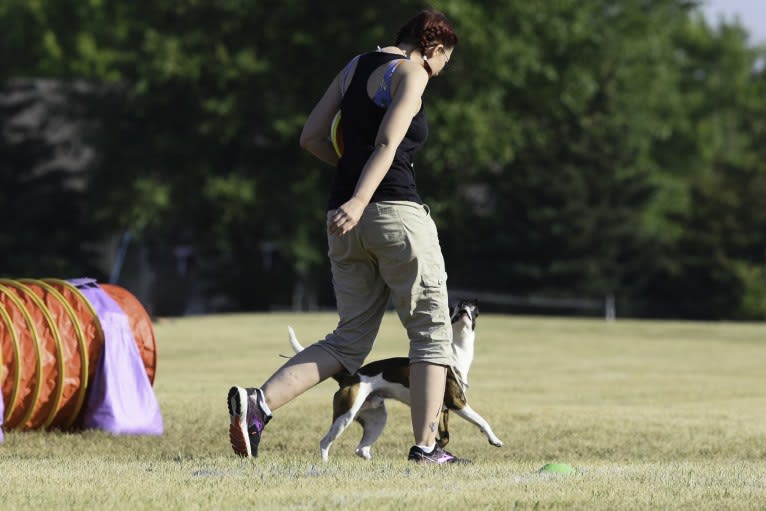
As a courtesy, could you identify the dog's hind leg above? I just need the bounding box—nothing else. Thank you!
[453,404,503,447]
[319,382,374,462]
[354,397,387,460]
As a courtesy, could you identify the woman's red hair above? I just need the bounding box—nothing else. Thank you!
[395,10,458,51]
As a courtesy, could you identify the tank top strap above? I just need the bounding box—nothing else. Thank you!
[339,54,361,96]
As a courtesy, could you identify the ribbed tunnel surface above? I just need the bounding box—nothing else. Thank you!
[1,279,156,432]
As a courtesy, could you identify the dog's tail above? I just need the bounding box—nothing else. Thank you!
[287,326,305,353]
[286,326,352,386]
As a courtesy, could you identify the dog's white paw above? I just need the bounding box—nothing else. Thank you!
[490,438,503,447]
[355,447,372,460]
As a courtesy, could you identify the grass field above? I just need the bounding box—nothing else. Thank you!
[1,312,765,510]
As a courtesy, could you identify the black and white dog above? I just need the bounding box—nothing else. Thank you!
[288,300,503,461]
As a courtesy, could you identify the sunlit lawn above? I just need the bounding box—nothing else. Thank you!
[2,313,765,509]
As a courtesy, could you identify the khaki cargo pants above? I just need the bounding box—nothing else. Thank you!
[316,201,453,373]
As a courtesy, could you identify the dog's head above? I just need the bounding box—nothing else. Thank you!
[450,299,479,331]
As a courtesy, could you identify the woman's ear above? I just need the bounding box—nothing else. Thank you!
[427,44,443,60]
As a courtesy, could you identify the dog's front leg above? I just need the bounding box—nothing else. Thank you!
[453,404,503,447]
[437,409,450,448]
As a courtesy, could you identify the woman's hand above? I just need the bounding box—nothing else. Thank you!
[328,197,367,236]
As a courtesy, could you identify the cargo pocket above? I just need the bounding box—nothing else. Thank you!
[420,269,445,289]
[418,263,447,312]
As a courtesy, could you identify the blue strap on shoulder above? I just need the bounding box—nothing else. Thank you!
[373,60,405,107]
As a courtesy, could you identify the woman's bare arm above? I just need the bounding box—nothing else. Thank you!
[299,74,343,166]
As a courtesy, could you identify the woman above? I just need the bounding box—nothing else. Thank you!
[228,10,464,464]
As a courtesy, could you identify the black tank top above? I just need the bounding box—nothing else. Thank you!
[327,51,428,210]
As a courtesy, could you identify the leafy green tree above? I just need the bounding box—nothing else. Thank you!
[635,12,766,318]
[426,1,691,305]
[2,0,764,318]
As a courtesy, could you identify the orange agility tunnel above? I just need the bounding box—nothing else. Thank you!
[0,278,158,434]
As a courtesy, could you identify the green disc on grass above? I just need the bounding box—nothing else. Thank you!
[539,463,576,475]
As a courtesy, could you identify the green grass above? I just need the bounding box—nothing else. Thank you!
[2,313,765,510]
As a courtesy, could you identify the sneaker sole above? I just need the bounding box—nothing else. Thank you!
[228,386,252,457]
[411,457,473,465]
[409,457,473,465]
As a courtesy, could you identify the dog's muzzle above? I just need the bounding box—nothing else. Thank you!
[452,309,471,323]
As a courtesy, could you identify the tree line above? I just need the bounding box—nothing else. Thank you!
[1,0,764,319]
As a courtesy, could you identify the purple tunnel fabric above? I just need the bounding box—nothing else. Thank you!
[71,278,163,435]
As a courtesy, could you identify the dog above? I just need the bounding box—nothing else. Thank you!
[288,299,503,461]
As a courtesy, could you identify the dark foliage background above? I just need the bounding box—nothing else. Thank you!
[1,0,764,319]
